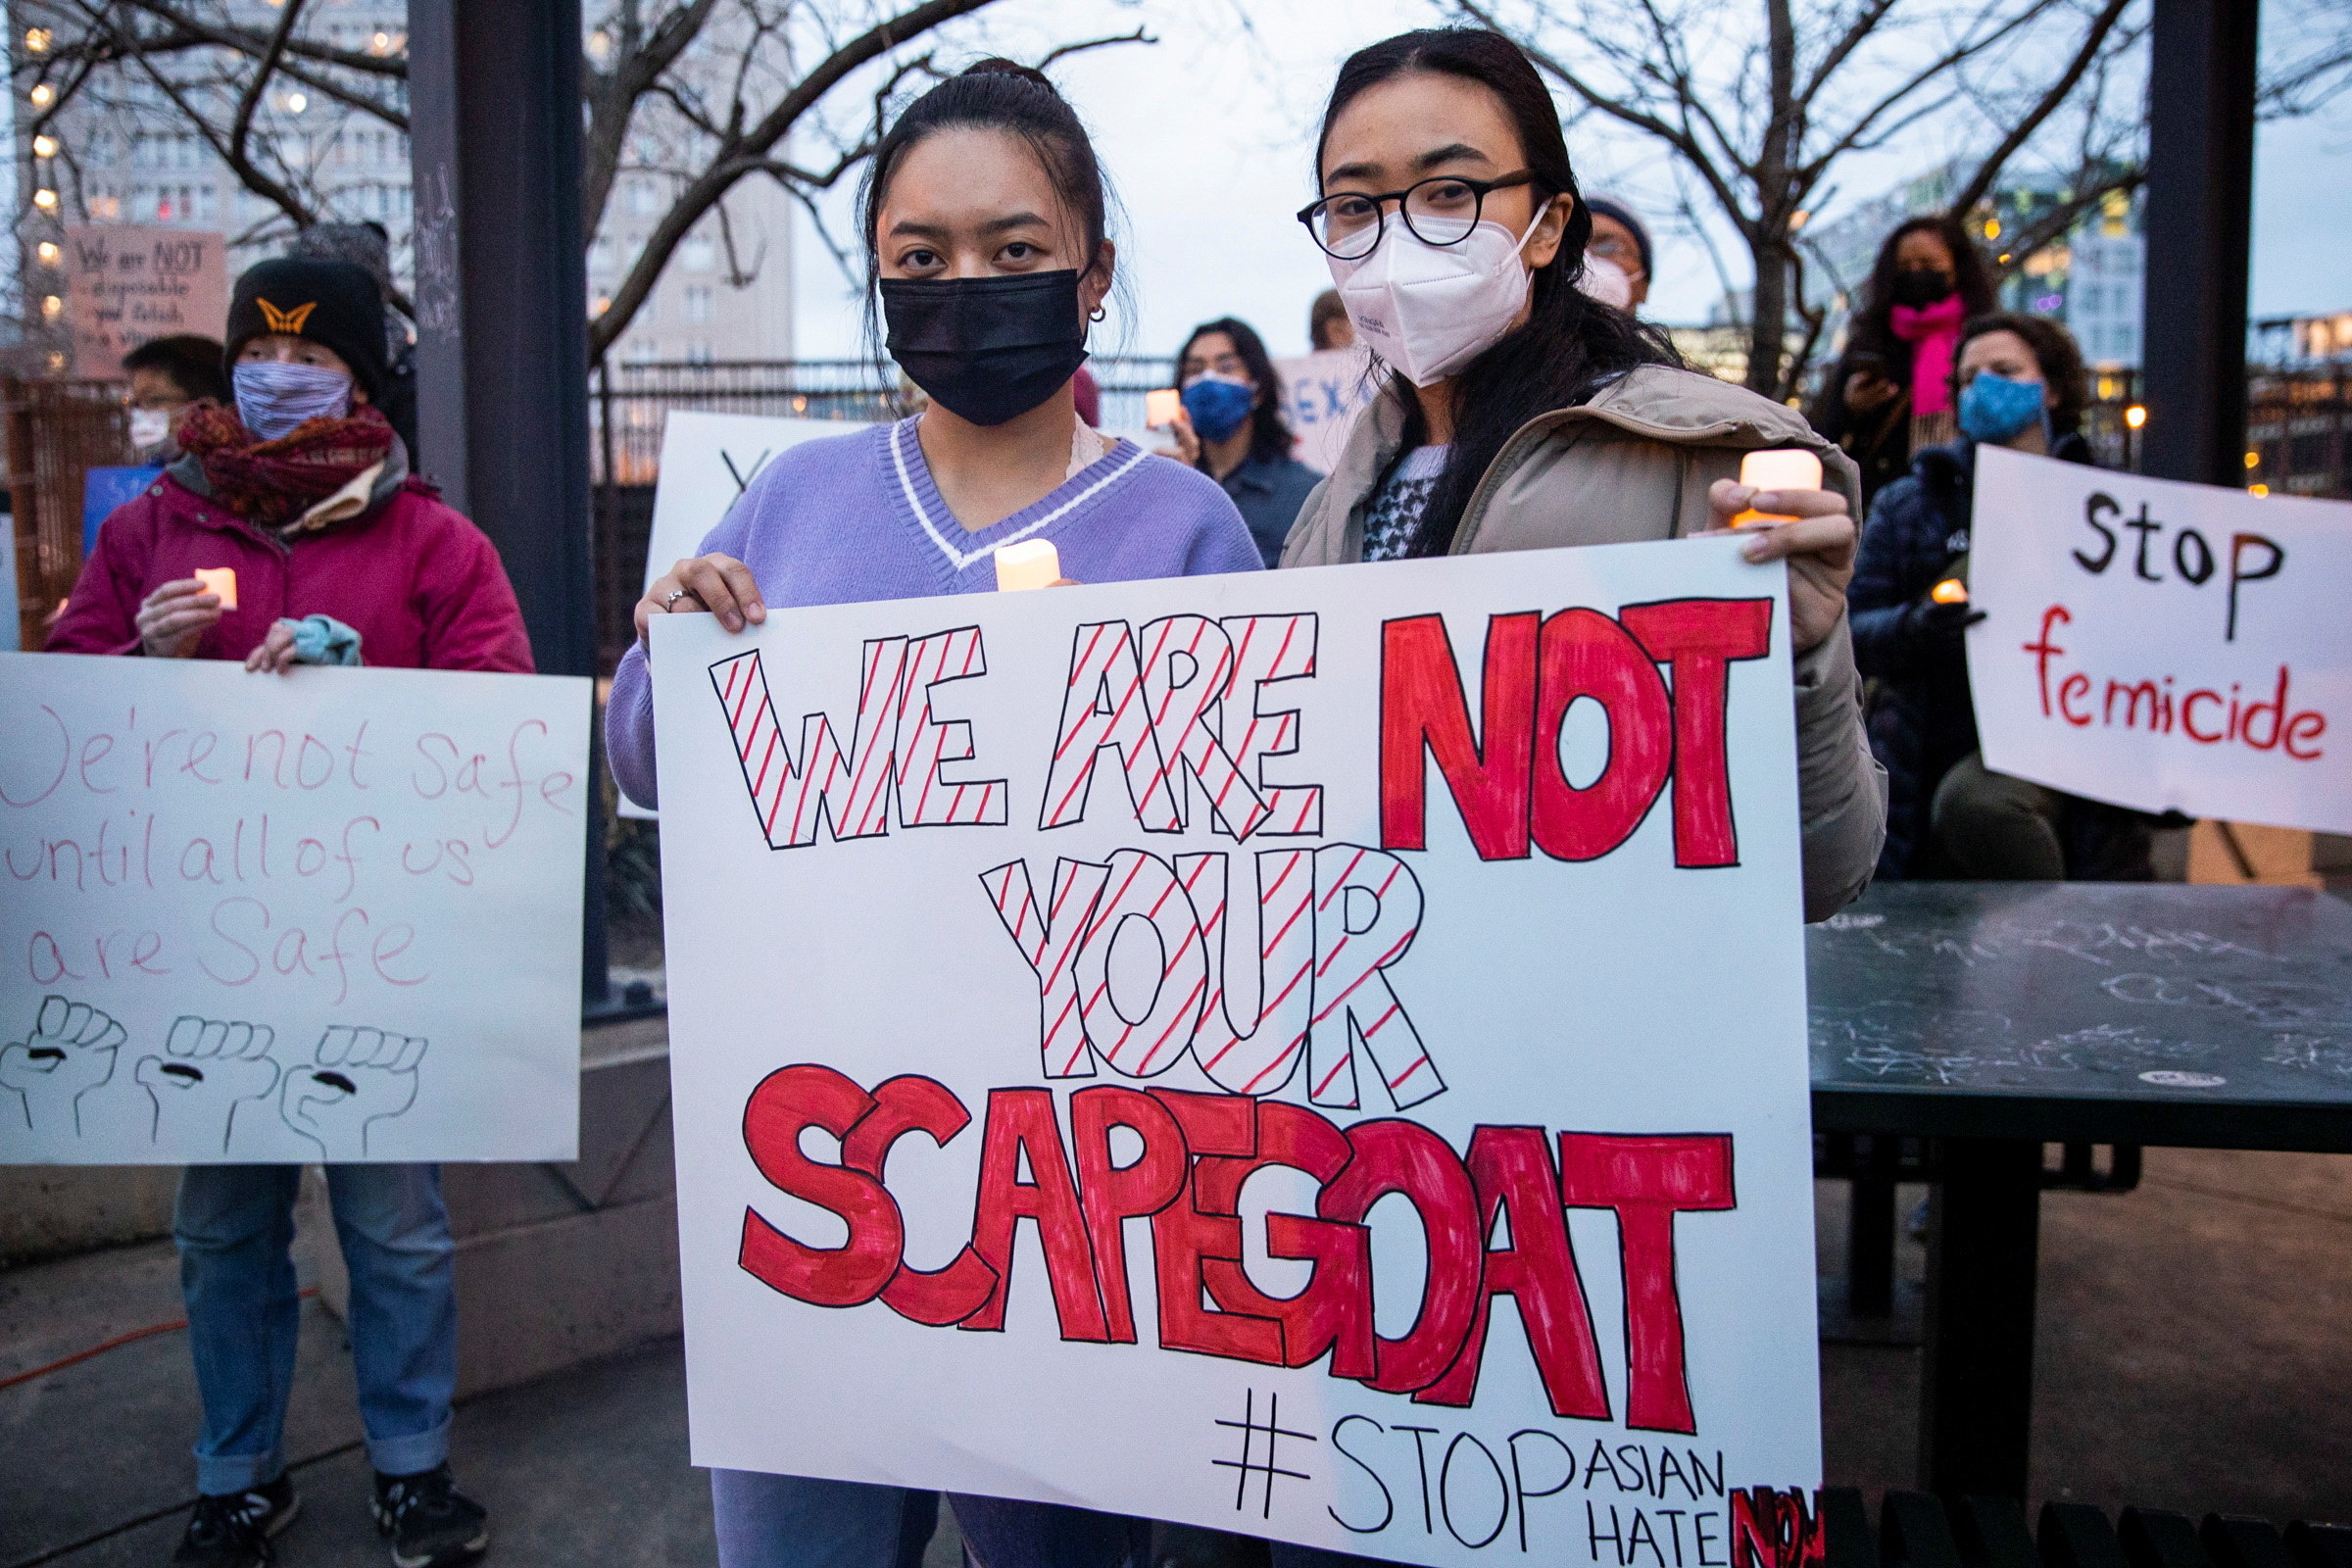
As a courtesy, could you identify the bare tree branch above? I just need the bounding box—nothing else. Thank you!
[1993,167,2145,280]
[1036,26,1154,72]
[26,0,1152,359]
[116,0,407,77]
[1454,0,2145,394]
[1949,0,2135,216]
[589,0,1152,357]
[583,0,725,243]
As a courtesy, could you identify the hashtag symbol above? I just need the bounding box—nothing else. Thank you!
[1211,1389,1317,1519]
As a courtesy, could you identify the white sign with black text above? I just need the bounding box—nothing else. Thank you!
[1969,446,2351,834]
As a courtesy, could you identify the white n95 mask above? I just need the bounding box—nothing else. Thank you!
[1580,254,1635,311]
[1328,200,1553,387]
[128,407,172,452]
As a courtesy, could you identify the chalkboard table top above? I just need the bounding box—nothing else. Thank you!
[1807,882,2352,1151]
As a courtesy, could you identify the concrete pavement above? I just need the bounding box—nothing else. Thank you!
[5,1148,2347,1567]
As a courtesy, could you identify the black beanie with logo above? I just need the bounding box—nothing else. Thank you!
[222,258,390,402]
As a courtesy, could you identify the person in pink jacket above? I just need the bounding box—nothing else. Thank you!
[49,273,527,677]
[49,257,515,1568]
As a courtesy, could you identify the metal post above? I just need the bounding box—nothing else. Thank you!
[2139,0,2260,487]
[409,0,609,1007]
[1919,1138,2042,1498]
[1846,1142,1897,1318]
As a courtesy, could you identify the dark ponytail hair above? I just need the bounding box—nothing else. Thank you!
[1175,317,1293,466]
[858,59,1115,332]
[1314,28,1680,558]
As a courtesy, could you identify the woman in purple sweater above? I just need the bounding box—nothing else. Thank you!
[605,60,1256,1568]
[608,62,1258,817]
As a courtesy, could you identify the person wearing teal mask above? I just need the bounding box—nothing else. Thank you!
[1158,316,1324,566]
[1849,311,2166,881]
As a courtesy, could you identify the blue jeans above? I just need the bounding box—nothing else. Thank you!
[710,1471,1151,1568]
[174,1163,458,1494]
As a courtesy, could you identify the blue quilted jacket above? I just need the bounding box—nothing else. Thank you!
[1849,432,2149,878]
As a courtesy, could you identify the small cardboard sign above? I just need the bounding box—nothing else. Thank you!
[64,225,227,377]
[1275,349,1377,474]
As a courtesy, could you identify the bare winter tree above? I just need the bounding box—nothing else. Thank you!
[15,0,1150,357]
[1451,0,2145,399]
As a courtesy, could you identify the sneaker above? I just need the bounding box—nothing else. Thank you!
[371,1464,489,1568]
[172,1475,300,1568]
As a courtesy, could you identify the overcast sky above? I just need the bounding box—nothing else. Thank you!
[792,0,2352,361]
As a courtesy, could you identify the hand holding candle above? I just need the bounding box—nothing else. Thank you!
[134,574,231,659]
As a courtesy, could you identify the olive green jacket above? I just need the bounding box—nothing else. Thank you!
[1281,364,1886,921]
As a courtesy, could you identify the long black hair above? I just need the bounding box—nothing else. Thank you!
[1174,317,1293,466]
[858,60,1116,363]
[1314,28,1680,558]
[1846,213,1997,361]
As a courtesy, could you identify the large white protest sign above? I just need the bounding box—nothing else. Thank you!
[654,537,1821,1566]
[1970,446,2352,834]
[0,654,591,1163]
[1276,349,1377,474]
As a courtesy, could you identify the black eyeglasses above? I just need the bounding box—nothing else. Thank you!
[1297,172,1539,261]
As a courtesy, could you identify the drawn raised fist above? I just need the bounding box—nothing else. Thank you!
[0,997,126,1140]
[136,1017,280,1155]
[280,1026,426,1161]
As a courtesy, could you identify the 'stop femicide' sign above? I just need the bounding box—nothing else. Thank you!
[1969,446,2352,834]
[651,537,1821,1567]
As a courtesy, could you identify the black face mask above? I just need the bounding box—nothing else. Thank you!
[880,270,1089,426]
[1890,267,1956,309]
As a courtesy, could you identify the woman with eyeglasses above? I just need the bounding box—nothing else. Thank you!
[1281,27,1883,921]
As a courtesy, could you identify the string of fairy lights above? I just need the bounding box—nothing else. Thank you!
[23,25,70,368]
[17,15,412,372]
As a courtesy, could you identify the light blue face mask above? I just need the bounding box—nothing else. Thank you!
[232,360,353,441]
[1957,369,2047,445]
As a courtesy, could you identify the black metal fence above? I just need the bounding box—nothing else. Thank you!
[581,358,2352,675]
[587,356,1176,485]
[585,356,1177,674]
[2248,365,2352,499]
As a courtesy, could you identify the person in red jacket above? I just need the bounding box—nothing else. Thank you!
[50,257,514,1568]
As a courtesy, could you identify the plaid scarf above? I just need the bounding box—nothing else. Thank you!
[175,400,396,530]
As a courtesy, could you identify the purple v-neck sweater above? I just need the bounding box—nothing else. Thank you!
[606,416,1264,808]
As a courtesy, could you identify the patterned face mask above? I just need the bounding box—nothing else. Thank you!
[232,361,353,441]
[1957,369,2047,445]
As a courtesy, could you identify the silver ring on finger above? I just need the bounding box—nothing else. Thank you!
[662,588,700,611]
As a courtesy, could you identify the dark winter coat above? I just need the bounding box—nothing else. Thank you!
[1850,432,2153,879]
[1808,355,1913,512]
